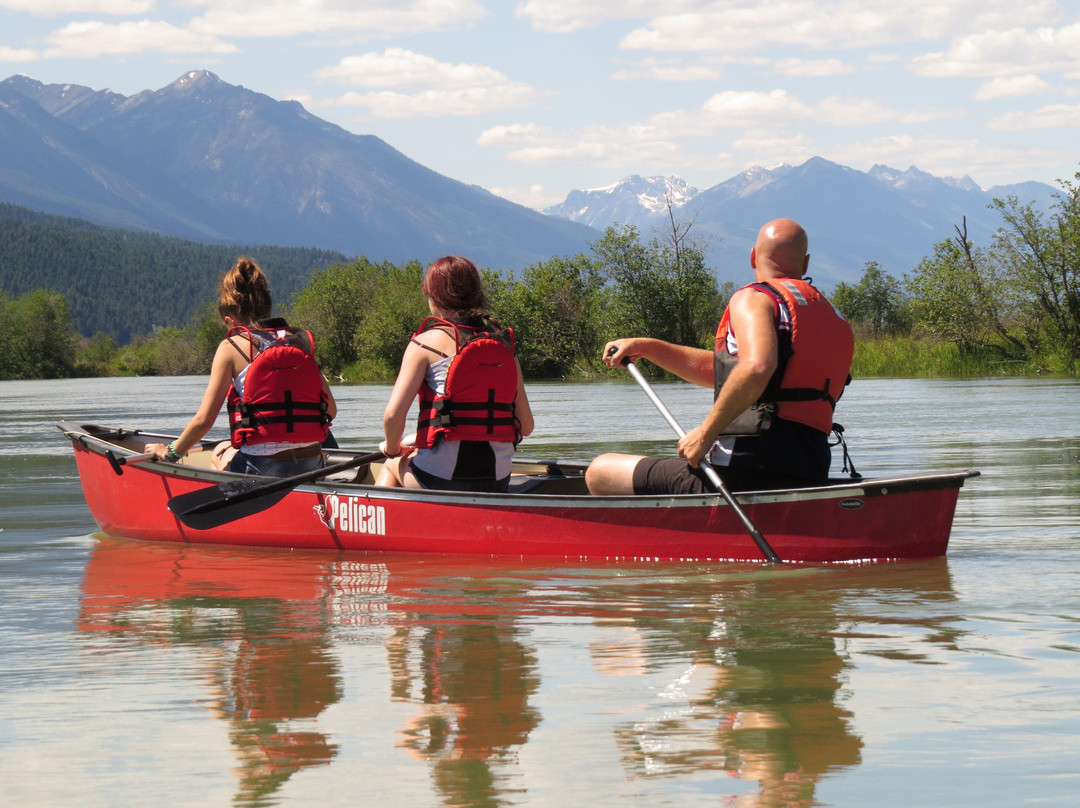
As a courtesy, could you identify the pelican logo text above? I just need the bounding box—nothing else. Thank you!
[318,494,386,535]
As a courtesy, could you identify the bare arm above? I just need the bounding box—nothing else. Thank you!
[602,337,715,388]
[322,375,338,420]
[145,339,239,458]
[512,358,534,438]
[678,288,778,466]
[381,341,432,456]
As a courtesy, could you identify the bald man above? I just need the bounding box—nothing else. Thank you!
[586,219,854,495]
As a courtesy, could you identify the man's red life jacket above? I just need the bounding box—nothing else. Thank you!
[714,278,853,435]
[413,317,520,449]
[226,324,332,449]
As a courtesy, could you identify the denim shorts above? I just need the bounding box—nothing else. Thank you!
[226,451,323,478]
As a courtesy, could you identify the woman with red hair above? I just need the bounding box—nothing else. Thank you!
[377,256,534,491]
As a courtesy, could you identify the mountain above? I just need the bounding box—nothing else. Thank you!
[0,71,596,270]
[543,175,698,229]
[545,158,1060,288]
[1,69,1063,289]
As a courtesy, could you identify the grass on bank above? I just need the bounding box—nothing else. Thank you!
[851,336,1079,377]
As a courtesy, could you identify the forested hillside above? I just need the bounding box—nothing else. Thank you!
[0,203,348,342]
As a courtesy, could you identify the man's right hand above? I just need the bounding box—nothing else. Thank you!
[602,339,644,369]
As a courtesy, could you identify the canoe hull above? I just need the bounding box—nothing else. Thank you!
[62,422,977,563]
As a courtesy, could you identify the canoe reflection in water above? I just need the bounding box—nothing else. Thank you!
[77,537,959,806]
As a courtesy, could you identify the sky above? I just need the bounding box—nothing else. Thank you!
[2,1,1079,211]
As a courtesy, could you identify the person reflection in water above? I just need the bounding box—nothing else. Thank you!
[77,540,342,806]
[387,617,541,803]
[593,573,871,806]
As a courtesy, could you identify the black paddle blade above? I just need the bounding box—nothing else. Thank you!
[168,477,293,530]
[166,450,384,531]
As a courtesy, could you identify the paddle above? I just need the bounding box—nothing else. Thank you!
[620,356,782,564]
[106,444,206,476]
[107,450,156,476]
[168,450,385,531]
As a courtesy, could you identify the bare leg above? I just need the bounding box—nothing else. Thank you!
[585,453,647,495]
[211,441,237,470]
[376,451,426,488]
[376,454,406,486]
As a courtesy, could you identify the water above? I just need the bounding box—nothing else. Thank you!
[2,376,1079,807]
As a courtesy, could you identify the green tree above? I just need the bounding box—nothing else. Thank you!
[350,261,428,380]
[990,179,1080,359]
[0,289,78,379]
[489,255,606,377]
[286,259,385,374]
[144,326,207,376]
[832,261,911,335]
[591,223,720,355]
[75,332,120,376]
[906,220,1025,359]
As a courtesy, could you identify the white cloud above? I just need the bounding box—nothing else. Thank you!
[618,1,1061,54]
[730,129,815,168]
[189,0,486,39]
[699,89,812,125]
[912,23,1080,78]
[478,88,955,170]
[975,74,1050,100]
[312,49,548,118]
[829,133,1063,182]
[515,0,659,34]
[815,96,951,125]
[611,58,723,82]
[315,49,513,90]
[477,120,700,170]
[770,58,854,77]
[319,85,546,118]
[988,102,1080,130]
[42,20,238,59]
[0,46,40,61]
[0,0,152,13]
[486,182,565,209]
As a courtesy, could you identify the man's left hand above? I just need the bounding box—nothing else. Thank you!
[677,426,713,468]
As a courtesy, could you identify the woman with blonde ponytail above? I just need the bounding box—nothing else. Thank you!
[145,257,337,476]
[378,256,533,491]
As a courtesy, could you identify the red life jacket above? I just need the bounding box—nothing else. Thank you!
[413,317,521,449]
[226,324,332,449]
[715,278,853,435]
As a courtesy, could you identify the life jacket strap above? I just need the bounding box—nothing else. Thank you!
[233,394,330,433]
[418,391,517,435]
[829,422,861,480]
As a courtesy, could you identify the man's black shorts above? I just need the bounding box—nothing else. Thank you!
[631,456,816,494]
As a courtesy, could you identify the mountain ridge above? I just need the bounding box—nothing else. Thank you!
[0,70,597,270]
[544,157,1059,286]
[0,69,1063,288]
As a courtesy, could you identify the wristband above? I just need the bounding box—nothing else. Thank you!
[164,441,185,463]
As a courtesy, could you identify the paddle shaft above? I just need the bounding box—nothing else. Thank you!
[622,359,782,564]
[107,445,205,475]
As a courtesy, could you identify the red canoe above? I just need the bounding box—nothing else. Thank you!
[59,421,978,564]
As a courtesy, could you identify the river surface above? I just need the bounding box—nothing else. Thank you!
[1,376,1078,807]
